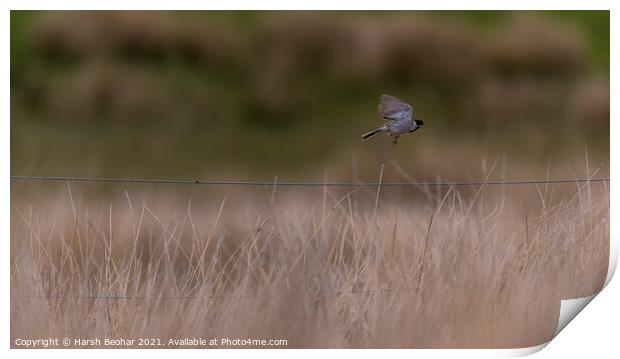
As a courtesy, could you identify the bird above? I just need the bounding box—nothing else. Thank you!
[361,94,425,145]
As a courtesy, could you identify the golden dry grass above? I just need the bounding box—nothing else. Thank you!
[10,174,609,348]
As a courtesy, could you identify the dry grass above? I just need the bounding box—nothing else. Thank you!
[10,173,609,348]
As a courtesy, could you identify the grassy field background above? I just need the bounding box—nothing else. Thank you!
[11,163,609,348]
[11,11,609,180]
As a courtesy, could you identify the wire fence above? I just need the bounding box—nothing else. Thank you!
[11,286,420,301]
[10,175,610,187]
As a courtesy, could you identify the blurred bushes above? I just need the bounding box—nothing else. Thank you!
[32,11,242,68]
[10,11,609,178]
[487,17,587,77]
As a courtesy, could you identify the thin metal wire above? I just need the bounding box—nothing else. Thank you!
[12,287,420,300]
[10,175,610,187]
[12,294,224,300]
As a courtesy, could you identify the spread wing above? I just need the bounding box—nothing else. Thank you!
[377,94,412,121]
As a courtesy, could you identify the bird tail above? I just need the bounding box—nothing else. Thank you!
[361,127,385,141]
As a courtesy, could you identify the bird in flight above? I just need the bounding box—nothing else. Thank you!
[361,94,425,145]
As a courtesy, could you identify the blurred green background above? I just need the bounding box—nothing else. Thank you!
[10,11,609,181]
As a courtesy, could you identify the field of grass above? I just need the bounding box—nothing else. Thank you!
[10,166,609,348]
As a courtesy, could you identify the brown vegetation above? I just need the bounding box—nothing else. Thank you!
[11,171,608,348]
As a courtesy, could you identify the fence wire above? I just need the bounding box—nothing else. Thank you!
[10,175,610,187]
[11,286,420,301]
